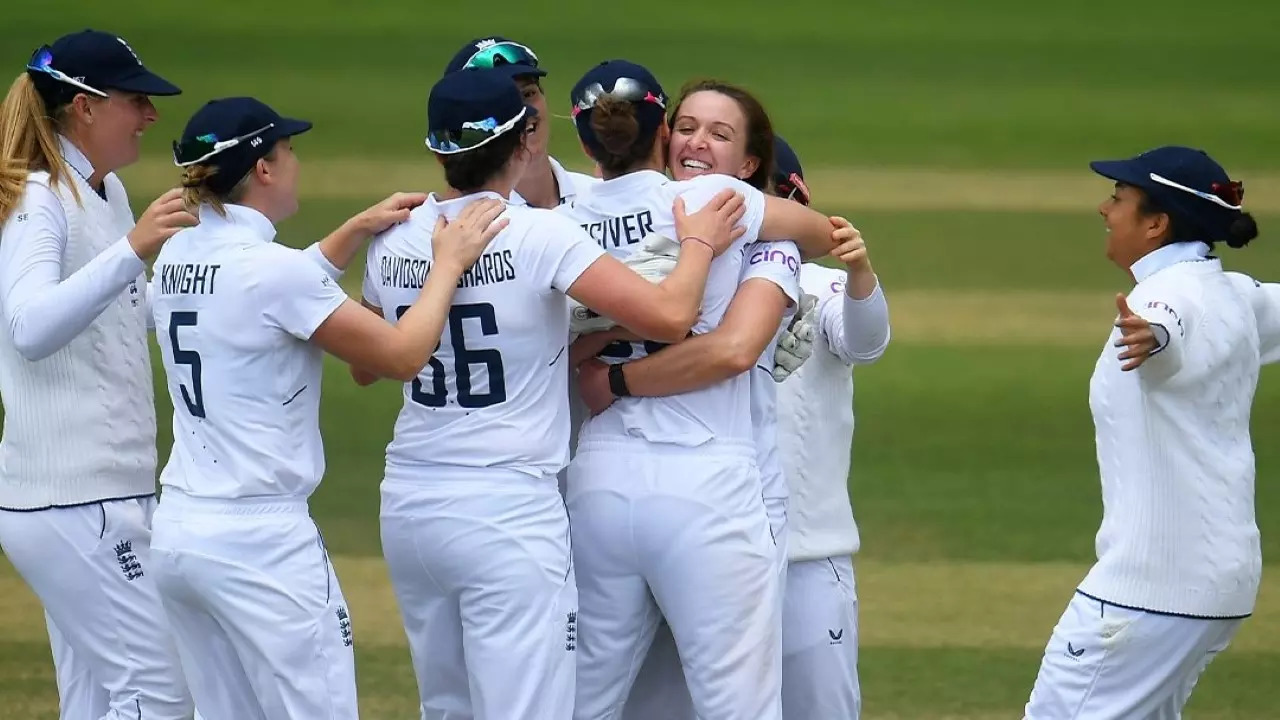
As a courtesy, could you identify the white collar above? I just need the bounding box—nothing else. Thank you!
[198,203,277,243]
[57,135,95,184]
[1130,241,1212,282]
[428,190,509,216]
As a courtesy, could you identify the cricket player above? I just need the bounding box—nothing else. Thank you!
[611,85,842,720]
[442,36,597,209]
[558,59,855,720]
[771,136,889,719]
[362,67,746,720]
[0,29,199,720]
[1023,146,1279,718]
[147,95,507,719]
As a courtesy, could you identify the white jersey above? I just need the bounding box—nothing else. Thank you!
[741,242,803,504]
[557,170,767,447]
[363,191,607,480]
[151,204,348,501]
[777,265,861,561]
[509,156,599,208]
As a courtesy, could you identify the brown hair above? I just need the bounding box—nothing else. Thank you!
[588,96,655,176]
[440,116,529,193]
[0,74,79,224]
[179,150,274,217]
[669,79,774,190]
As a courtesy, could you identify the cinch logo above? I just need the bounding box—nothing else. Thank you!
[748,248,800,276]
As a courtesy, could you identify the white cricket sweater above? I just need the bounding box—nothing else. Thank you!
[1077,242,1264,618]
[0,148,155,510]
[777,264,890,562]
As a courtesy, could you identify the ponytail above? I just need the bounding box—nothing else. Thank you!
[587,96,653,175]
[178,148,274,218]
[1225,212,1258,249]
[0,74,78,224]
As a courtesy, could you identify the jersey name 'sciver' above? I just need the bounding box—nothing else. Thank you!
[557,170,767,446]
[364,192,606,478]
[151,205,348,501]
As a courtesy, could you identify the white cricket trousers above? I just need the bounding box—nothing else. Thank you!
[1024,591,1243,719]
[149,490,358,720]
[781,556,860,720]
[620,480,790,720]
[0,496,196,720]
[568,438,781,720]
[380,471,577,720]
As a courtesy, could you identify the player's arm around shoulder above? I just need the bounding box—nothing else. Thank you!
[575,253,796,415]
[311,197,506,382]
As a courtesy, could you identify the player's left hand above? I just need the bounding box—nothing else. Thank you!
[358,192,431,235]
[773,293,818,382]
[576,359,617,416]
[1114,293,1159,371]
[829,216,872,274]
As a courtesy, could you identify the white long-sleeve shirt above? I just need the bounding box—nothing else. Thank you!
[1077,241,1279,618]
[777,263,890,562]
[0,138,148,362]
[0,138,156,509]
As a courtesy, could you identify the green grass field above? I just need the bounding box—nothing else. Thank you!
[3,1,1280,717]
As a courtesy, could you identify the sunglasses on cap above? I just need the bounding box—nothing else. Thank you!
[172,123,276,167]
[571,78,666,118]
[462,41,540,72]
[26,46,108,99]
[427,109,528,155]
[1148,172,1244,211]
[775,172,810,206]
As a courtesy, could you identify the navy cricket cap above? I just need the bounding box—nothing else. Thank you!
[173,97,312,195]
[25,29,181,107]
[570,60,667,157]
[1090,145,1246,243]
[427,68,537,155]
[772,135,810,205]
[444,37,547,79]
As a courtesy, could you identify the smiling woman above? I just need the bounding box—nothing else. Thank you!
[0,28,201,720]
[1023,146,1280,719]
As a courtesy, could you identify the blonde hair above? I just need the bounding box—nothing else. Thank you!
[0,74,80,224]
[179,150,272,217]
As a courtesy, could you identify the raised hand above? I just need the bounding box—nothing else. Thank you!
[1114,293,1159,371]
[358,192,430,235]
[129,188,198,259]
[430,198,509,274]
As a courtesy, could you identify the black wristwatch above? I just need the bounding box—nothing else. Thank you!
[608,363,632,398]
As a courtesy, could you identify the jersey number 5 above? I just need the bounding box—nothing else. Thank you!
[395,302,506,408]
[168,311,206,418]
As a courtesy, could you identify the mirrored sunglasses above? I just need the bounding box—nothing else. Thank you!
[426,109,527,155]
[463,42,540,72]
[1148,172,1244,211]
[172,123,276,167]
[26,46,108,99]
[571,77,666,118]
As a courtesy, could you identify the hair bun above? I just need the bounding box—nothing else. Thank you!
[1225,212,1258,249]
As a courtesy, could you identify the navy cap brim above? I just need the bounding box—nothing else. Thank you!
[107,67,182,96]
[275,117,313,138]
[1089,159,1153,190]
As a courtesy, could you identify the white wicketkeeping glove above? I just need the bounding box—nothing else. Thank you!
[772,292,818,382]
[569,233,681,335]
